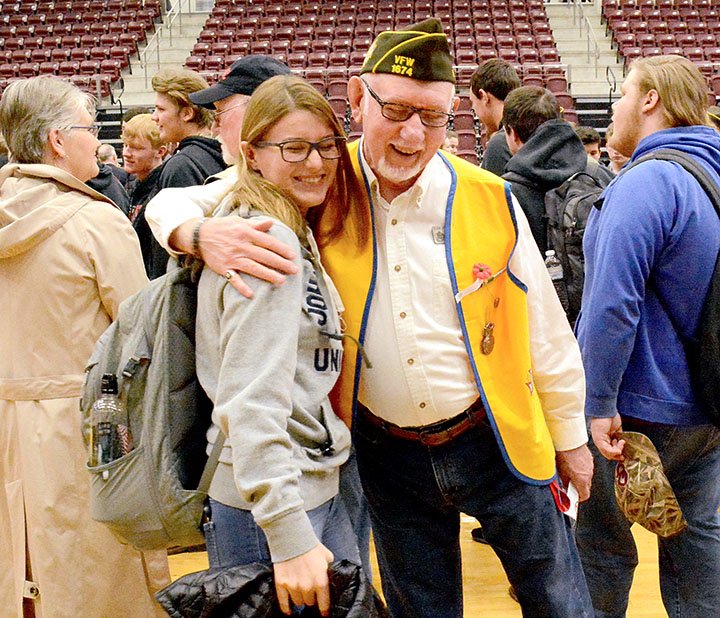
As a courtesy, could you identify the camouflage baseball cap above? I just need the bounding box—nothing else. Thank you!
[614,431,687,538]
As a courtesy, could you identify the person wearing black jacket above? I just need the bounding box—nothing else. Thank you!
[501,86,588,253]
[86,162,131,215]
[151,68,226,191]
[122,113,169,278]
[470,59,521,176]
[97,142,131,188]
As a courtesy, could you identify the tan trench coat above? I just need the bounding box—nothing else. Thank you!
[0,164,170,617]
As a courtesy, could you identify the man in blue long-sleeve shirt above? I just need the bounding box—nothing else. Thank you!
[575,55,720,618]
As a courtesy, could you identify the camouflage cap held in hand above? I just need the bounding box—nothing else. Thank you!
[614,431,687,539]
[360,18,456,84]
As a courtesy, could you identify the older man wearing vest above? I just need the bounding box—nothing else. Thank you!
[145,19,593,618]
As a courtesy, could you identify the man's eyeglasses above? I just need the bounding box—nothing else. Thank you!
[360,78,453,128]
[214,100,249,118]
[254,136,347,163]
[69,124,101,137]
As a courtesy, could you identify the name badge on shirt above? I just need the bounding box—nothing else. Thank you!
[431,226,445,244]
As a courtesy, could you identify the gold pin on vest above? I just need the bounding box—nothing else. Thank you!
[481,322,495,355]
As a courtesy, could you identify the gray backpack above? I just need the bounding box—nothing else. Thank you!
[81,260,224,550]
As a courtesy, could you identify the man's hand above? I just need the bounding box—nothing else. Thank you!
[274,544,334,617]
[590,414,625,462]
[556,444,594,502]
[169,217,299,298]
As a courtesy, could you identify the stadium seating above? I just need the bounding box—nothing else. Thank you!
[603,0,720,77]
[0,0,159,99]
[181,0,575,158]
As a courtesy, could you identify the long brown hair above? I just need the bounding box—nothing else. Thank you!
[232,74,368,247]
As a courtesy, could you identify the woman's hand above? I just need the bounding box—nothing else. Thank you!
[274,544,334,616]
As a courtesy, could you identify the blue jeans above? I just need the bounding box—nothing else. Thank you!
[204,496,360,568]
[576,418,720,618]
[339,448,373,580]
[353,407,593,618]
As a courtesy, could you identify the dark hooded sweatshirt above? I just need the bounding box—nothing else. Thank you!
[128,164,168,279]
[86,162,131,215]
[503,118,587,252]
[157,135,226,190]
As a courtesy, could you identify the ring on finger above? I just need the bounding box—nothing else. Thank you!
[224,269,235,280]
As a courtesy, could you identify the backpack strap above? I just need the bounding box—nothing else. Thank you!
[197,432,225,495]
[595,148,720,215]
[632,149,720,218]
[196,203,249,495]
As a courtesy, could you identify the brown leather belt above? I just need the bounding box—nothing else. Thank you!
[357,399,486,447]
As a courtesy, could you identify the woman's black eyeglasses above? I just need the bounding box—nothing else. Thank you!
[254,136,347,162]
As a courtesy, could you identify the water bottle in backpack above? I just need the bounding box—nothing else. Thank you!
[89,373,133,467]
[545,250,570,314]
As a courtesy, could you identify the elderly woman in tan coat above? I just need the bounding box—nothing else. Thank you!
[0,76,170,616]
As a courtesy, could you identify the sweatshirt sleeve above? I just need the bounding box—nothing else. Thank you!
[578,164,668,419]
[208,222,319,562]
[145,177,235,254]
[508,195,588,451]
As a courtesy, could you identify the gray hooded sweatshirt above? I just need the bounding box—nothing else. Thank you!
[196,206,351,564]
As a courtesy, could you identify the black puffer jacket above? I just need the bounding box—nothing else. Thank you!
[503,118,587,253]
[156,560,387,618]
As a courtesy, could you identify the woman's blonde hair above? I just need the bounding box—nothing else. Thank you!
[232,74,368,247]
[632,55,710,128]
[0,76,94,164]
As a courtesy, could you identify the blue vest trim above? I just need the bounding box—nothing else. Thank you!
[351,142,379,426]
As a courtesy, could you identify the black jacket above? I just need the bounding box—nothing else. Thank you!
[156,560,387,618]
[503,119,587,252]
[129,165,168,279]
[86,163,131,215]
[481,129,512,176]
[158,135,226,190]
[105,162,130,187]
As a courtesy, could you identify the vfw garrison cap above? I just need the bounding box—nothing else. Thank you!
[360,18,456,84]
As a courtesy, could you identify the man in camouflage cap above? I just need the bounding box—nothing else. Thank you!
[144,18,594,617]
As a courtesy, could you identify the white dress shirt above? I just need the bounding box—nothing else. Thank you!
[356,154,479,426]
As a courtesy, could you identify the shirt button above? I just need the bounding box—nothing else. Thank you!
[394,265,401,272]
[407,358,414,365]
[391,218,398,225]
[419,402,426,409]
[399,311,407,319]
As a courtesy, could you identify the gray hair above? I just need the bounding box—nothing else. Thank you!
[96,143,116,162]
[0,76,95,164]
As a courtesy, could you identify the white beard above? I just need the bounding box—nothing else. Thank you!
[375,155,424,187]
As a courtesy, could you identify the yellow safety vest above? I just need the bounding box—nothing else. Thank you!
[318,141,556,483]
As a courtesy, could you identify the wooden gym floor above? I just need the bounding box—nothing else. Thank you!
[167,516,667,617]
